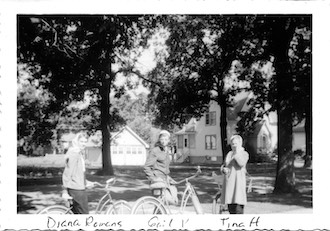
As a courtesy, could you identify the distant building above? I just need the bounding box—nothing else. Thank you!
[175,91,306,164]
[226,92,278,157]
[85,126,149,166]
[175,100,222,164]
[292,121,306,152]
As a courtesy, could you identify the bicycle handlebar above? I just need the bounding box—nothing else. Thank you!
[93,182,104,187]
[173,166,202,185]
[92,178,116,189]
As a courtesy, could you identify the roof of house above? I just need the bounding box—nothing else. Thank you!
[175,118,197,135]
[59,126,149,148]
[250,120,267,137]
[227,91,252,121]
[111,126,150,148]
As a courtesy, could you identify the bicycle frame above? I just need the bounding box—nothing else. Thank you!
[179,181,203,214]
[38,178,131,215]
[93,189,113,214]
[160,167,204,214]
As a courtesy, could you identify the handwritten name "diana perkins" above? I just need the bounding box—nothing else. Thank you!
[47,216,122,229]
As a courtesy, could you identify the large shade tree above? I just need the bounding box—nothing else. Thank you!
[148,15,311,193]
[260,16,311,193]
[223,16,312,193]
[18,15,155,175]
[147,15,258,157]
[17,63,56,155]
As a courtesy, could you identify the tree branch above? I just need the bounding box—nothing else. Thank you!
[113,67,161,87]
[40,18,84,61]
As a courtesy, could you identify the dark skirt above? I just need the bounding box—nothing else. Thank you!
[68,188,89,214]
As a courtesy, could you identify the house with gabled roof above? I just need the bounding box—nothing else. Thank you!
[175,91,306,164]
[85,126,150,166]
[175,100,222,164]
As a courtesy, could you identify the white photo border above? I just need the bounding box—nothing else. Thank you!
[0,0,329,230]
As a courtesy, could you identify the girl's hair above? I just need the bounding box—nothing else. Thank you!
[230,134,243,146]
[71,132,87,148]
[158,130,170,139]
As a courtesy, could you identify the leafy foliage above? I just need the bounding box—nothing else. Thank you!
[17,64,56,155]
[17,15,156,174]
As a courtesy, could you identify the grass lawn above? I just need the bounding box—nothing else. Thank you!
[17,155,312,214]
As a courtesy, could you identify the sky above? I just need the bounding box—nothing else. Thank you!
[112,28,169,98]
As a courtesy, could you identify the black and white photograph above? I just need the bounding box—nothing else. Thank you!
[0,1,329,230]
[16,14,312,215]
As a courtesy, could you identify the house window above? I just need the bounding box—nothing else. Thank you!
[118,147,123,154]
[126,147,131,155]
[205,135,216,150]
[138,147,143,154]
[112,146,118,154]
[205,111,216,126]
[132,147,137,154]
[188,134,196,149]
[178,135,183,148]
[184,138,188,148]
[261,135,267,149]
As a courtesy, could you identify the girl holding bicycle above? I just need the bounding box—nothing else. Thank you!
[144,130,178,205]
[62,132,95,214]
[220,135,249,214]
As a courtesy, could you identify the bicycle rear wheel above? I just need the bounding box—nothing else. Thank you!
[106,200,131,214]
[131,196,167,214]
[37,205,73,214]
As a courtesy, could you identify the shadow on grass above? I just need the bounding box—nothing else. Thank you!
[17,163,312,214]
[247,167,312,208]
[17,194,36,213]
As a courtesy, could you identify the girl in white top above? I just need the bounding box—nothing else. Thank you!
[220,135,249,214]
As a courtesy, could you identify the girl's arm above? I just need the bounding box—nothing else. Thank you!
[233,151,249,167]
[220,152,230,174]
[62,153,79,188]
[144,150,157,180]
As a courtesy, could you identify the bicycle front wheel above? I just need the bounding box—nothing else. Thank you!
[106,200,131,214]
[37,205,73,214]
[131,196,167,214]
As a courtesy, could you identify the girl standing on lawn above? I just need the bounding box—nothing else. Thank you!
[220,135,249,214]
[62,132,95,214]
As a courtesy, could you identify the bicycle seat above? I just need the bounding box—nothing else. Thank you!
[151,188,164,196]
[150,181,167,189]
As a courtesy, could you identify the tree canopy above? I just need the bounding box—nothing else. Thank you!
[18,15,156,174]
[18,15,312,189]
[146,15,311,193]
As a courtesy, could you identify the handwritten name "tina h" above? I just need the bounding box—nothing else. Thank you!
[47,216,122,229]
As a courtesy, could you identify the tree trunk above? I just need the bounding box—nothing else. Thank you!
[218,94,229,162]
[100,70,114,175]
[274,98,296,193]
[272,18,297,193]
[304,101,312,168]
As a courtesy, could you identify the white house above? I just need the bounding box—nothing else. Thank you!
[175,91,307,164]
[83,126,149,166]
[109,126,149,166]
[292,121,306,151]
[226,91,278,156]
[175,100,223,164]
